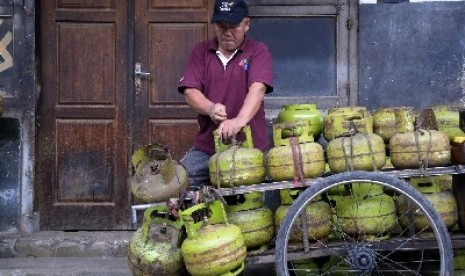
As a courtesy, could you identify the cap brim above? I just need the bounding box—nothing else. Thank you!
[211,13,244,25]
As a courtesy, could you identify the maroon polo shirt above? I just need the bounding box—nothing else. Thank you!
[178,37,273,155]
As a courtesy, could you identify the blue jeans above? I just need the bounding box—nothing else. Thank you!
[180,147,212,188]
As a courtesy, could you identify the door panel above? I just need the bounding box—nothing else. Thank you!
[150,0,205,8]
[149,120,200,159]
[134,0,213,160]
[37,0,129,230]
[149,23,205,104]
[56,121,115,202]
[57,23,116,104]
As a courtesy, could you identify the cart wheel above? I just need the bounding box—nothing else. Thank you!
[275,171,453,275]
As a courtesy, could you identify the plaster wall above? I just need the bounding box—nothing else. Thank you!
[358,1,465,110]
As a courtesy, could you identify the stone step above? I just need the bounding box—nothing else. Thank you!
[0,257,274,276]
[0,231,275,275]
[1,231,133,258]
[0,257,132,276]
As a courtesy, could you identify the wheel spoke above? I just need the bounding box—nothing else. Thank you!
[275,171,453,276]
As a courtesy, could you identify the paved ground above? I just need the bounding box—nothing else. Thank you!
[0,231,275,275]
[0,257,132,276]
[0,257,275,276]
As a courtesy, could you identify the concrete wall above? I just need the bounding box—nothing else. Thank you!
[0,0,36,234]
[0,118,20,232]
[358,1,465,110]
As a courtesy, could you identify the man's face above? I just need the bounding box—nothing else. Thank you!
[214,18,250,54]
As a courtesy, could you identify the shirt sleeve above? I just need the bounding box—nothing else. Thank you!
[248,42,274,94]
[177,42,206,94]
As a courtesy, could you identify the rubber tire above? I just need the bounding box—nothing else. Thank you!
[275,171,453,276]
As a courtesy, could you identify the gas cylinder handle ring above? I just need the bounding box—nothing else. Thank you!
[150,163,160,174]
[348,121,358,135]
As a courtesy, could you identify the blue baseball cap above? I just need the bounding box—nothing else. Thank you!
[211,0,249,25]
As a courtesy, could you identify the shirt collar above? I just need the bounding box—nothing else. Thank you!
[208,36,248,52]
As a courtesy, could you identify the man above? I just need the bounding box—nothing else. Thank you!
[178,0,274,187]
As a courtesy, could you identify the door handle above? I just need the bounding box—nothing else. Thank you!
[135,63,151,76]
[135,63,150,95]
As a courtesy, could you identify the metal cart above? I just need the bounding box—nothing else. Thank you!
[215,165,464,275]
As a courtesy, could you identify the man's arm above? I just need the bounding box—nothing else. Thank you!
[184,88,227,124]
[217,81,266,139]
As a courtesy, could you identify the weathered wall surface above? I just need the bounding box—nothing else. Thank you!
[358,2,465,110]
[0,0,36,234]
[0,118,19,232]
[0,3,19,233]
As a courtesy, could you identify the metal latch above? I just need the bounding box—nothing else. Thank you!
[135,62,150,95]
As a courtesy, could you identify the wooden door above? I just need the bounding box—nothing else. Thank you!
[37,0,130,230]
[37,0,213,230]
[133,0,213,160]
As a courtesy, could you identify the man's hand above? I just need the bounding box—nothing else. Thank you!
[209,103,227,124]
[216,83,266,141]
[217,117,247,140]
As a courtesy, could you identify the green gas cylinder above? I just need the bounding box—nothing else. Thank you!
[209,126,265,188]
[326,182,388,241]
[397,176,458,232]
[372,107,415,143]
[275,189,332,242]
[225,192,274,250]
[128,205,185,276]
[277,103,323,140]
[321,256,357,275]
[328,181,384,198]
[323,107,373,141]
[291,258,321,276]
[397,191,458,232]
[129,144,188,204]
[266,121,325,181]
[180,200,246,276]
[454,249,465,275]
[335,193,397,240]
[326,132,386,173]
[422,105,465,140]
[389,130,451,169]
